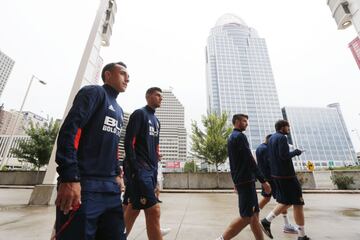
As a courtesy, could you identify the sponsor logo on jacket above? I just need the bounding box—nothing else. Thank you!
[103,116,122,137]
[149,120,159,137]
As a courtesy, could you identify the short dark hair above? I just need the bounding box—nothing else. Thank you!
[101,61,127,82]
[232,114,248,125]
[265,134,272,141]
[275,120,289,131]
[146,87,162,96]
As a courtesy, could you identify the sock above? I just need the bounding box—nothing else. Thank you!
[265,211,276,222]
[298,225,305,237]
[282,213,290,226]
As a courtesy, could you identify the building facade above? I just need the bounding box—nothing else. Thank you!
[155,89,187,172]
[0,50,15,98]
[0,135,31,169]
[283,103,358,169]
[206,14,283,150]
[0,109,48,168]
[0,109,48,135]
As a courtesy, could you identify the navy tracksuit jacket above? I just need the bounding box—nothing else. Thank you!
[56,84,124,192]
[256,143,271,180]
[228,129,265,185]
[268,132,298,178]
[124,105,160,174]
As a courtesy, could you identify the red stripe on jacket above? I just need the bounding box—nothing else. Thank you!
[74,128,82,150]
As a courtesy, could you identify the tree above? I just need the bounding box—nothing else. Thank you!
[11,118,60,171]
[184,160,198,173]
[191,112,232,172]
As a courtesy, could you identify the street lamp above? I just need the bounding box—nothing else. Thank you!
[0,75,46,169]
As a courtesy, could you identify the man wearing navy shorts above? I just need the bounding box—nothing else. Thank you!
[54,62,129,239]
[124,87,164,240]
[260,120,310,240]
[216,114,271,240]
[256,134,298,234]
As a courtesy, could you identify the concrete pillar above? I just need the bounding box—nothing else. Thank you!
[29,0,117,205]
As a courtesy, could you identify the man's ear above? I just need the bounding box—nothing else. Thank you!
[104,70,111,81]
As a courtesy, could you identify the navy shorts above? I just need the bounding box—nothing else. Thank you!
[55,191,126,240]
[126,169,157,210]
[261,179,276,199]
[235,182,259,217]
[273,177,304,205]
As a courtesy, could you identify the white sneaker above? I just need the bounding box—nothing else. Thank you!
[283,224,298,234]
[161,227,171,236]
[215,236,224,240]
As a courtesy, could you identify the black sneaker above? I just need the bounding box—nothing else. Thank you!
[260,218,273,239]
[298,236,310,240]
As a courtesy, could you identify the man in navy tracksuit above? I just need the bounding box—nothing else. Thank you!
[123,87,164,240]
[256,134,298,235]
[54,62,129,240]
[216,114,271,240]
[260,120,310,240]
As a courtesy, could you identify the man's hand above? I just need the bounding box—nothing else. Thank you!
[262,182,271,194]
[115,176,125,192]
[55,182,81,214]
[294,149,302,156]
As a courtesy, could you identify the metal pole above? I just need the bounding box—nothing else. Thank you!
[0,75,45,168]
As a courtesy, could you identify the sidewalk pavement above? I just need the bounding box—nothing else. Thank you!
[0,188,359,239]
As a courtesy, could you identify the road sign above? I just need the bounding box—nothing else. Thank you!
[306,161,315,171]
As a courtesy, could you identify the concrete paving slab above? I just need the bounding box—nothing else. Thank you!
[0,189,359,240]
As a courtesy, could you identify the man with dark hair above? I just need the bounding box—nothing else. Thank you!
[260,120,310,240]
[123,87,165,240]
[256,134,298,234]
[54,62,129,239]
[216,114,271,240]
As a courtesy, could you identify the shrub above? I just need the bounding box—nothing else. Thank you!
[331,175,354,190]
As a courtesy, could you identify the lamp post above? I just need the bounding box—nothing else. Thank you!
[0,75,46,169]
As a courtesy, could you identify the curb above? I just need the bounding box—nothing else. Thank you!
[0,185,34,189]
[161,189,360,194]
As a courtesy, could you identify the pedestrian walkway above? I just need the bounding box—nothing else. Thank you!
[0,189,359,239]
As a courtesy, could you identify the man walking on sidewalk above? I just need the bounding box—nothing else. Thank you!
[256,134,298,234]
[216,114,271,240]
[260,120,310,240]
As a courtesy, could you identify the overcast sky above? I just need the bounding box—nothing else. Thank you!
[0,0,359,151]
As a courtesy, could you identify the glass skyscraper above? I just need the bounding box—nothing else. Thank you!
[206,14,282,150]
[0,50,15,99]
[283,103,357,169]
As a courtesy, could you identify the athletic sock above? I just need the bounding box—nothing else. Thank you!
[282,213,290,226]
[298,225,305,237]
[265,211,276,222]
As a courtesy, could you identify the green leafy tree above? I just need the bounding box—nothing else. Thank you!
[11,118,60,171]
[184,160,198,173]
[191,112,232,172]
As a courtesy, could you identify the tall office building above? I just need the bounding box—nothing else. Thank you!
[0,110,48,135]
[118,112,130,162]
[155,89,187,172]
[283,103,357,169]
[206,14,282,150]
[0,50,15,98]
